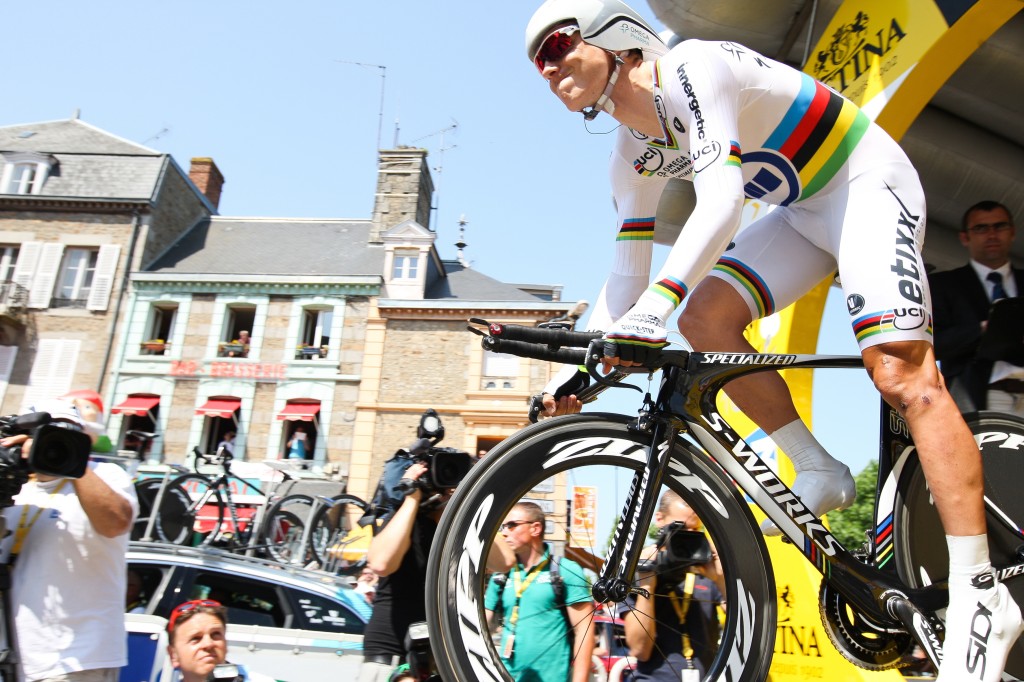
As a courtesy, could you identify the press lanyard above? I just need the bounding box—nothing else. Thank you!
[12,479,69,555]
[508,556,549,630]
[668,573,697,663]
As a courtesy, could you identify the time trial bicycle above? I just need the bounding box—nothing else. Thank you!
[425,320,1024,682]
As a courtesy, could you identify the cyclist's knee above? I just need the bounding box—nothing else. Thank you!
[678,280,752,347]
[863,341,945,413]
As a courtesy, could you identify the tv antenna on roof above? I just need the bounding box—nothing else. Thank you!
[336,60,387,153]
[411,120,459,230]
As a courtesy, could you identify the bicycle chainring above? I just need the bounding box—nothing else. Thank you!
[818,581,914,670]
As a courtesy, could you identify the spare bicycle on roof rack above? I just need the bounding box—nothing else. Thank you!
[425,319,1024,682]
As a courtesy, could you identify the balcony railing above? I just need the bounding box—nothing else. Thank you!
[0,281,28,324]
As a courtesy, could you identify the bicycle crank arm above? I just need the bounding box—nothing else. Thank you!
[886,591,943,669]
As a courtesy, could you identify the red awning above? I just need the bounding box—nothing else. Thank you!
[195,399,241,419]
[110,396,161,416]
[277,402,321,421]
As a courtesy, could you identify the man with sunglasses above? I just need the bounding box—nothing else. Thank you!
[931,201,1024,416]
[525,1,1023,679]
[484,502,595,682]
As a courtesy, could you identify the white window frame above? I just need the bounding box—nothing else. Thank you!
[55,247,98,304]
[391,249,420,280]
[0,345,18,407]
[0,246,19,282]
[0,153,53,195]
[300,308,333,348]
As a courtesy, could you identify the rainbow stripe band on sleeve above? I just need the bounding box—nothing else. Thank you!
[651,277,687,307]
[761,73,870,202]
[853,310,934,344]
[617,217,655,241]
[712,257,775,318]
[726,141,742,167]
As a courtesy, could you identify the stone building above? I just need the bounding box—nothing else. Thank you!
[0,117,217,415]
[100,145,573,496]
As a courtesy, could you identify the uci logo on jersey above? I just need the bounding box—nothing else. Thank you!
[634,147,664,176]
[881,307,927,331]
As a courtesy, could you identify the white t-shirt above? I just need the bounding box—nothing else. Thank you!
[0,461,138,679]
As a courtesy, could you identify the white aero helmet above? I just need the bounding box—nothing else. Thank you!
[526,0,668,65]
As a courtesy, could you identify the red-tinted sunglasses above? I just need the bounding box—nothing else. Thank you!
[167,599,222,632]
[534,25,580,73]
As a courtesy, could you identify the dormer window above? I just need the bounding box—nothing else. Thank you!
[0,152,55,196]
[392,249,420,280]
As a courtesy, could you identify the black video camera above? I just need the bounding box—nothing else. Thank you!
[0,412,93,479]
[395,409,473,497]
[638,521,713,585]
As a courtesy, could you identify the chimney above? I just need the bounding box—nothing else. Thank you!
[189,157,225,210]
[370,148,434,243]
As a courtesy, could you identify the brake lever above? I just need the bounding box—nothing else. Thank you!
[585,339,643,393]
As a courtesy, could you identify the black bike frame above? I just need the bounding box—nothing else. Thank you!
[596,347,1024,666]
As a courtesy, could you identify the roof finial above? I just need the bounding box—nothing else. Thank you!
[72,108,81,120]
[455,214,470,267]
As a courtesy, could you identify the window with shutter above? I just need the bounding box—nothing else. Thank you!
[10,242,42,293]
[86,245,121,311]
[28,243,65,309]
[19,339,81,413]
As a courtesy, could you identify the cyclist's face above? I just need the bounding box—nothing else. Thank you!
[540,33,614,113]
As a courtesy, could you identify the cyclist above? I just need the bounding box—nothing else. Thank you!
[525,0,1023,679]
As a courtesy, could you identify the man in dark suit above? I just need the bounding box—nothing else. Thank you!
[930,200,1023,415]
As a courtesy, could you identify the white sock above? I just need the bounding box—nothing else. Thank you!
[761,419,856,536]
[938,534,1024,682]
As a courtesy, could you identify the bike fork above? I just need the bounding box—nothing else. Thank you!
[592,416,680,603]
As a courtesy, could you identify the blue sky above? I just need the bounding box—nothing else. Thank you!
[4,0,879,474]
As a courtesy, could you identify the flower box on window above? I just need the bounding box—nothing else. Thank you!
[296,345,328,359]
[140,340,168,355]
[218,342,249,358]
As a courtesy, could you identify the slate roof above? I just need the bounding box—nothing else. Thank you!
[0,119,165,200]
[146,217,384,277]
[427,261,549,302]
[0,119,159,155]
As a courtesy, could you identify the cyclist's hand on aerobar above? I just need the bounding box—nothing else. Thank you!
[540,393,583,418]
[603,311,668,367]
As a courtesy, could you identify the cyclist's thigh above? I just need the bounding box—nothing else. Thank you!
[828,163,931,351]
[707,205,837,320]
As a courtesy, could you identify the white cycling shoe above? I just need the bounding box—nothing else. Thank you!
[938,572,1024,682]
[760,464,857,536]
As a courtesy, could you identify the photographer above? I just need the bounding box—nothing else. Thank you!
[619,490,724,681]
[359,459,445,682]
[0,391,138,682]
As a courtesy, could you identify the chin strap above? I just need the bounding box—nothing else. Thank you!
[582,54,624,121]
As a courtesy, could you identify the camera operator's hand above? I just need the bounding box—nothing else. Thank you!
[0,433,31,456]
[400,461,429,501]
[369,461,430,577]
[691,543,725,598]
